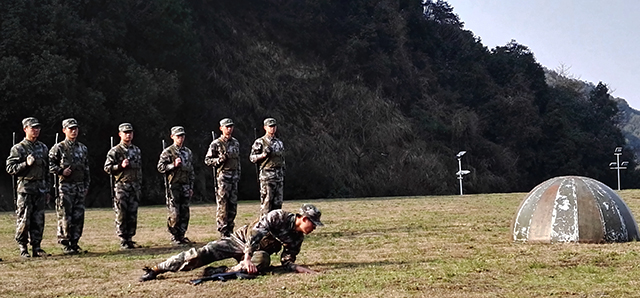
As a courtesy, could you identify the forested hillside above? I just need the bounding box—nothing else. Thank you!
[0,0,636,210]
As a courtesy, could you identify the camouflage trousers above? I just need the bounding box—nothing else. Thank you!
[56,182,86,245]
[166,184,191,241]
[156,237,270,273]
[216,176,238,236]
[15,192,46,246]
[259,179,283,217]
[113,182,141,242]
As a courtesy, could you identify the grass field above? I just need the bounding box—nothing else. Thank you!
[2,191,640,297]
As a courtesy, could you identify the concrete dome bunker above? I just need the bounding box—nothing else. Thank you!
[512,176,640,243]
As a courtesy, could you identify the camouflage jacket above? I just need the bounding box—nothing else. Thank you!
[6,138,51,194]
[205,136,241,180]
[249,135,285,181]
[157,144,195,188]
[233,210,303,270]
[49,139,90,188]
[103,142,142,184]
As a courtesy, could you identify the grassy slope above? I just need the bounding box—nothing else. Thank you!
[1,192,640,297]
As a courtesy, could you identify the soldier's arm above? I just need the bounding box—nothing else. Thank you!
[6,145,27,175]
[157,149,174,174]
[103,149,120,175]
[188,149,195,189]
[203,141,216,167]
[48,144,63,175]
[249,139,266,164]
[83,145,90,189]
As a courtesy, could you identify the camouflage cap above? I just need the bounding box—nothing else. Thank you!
[219,118,234,127]
[62,118,78,129]
[171,126,186,136]
[300,204,324,226]
[263,118,277,127]
[22,117,41,128]
[118,123,134,132]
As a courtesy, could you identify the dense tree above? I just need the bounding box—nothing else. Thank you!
[0,0,635,210]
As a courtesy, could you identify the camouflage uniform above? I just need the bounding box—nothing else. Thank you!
[250,120,285,216]
[158,127,195,243]
[155,209,306,273]
[49,123,90,252]
[104,124,142,248]
[205,124,241,237]
[5,118,50,256]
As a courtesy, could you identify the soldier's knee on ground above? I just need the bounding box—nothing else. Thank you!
[252,250,271,271]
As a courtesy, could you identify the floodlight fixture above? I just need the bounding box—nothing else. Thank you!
[456,150,470,195]
[610,147,628,190]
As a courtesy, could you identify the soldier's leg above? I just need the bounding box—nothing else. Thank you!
[113,184,129,244]
[216,178,230,236]
[227,181,238,232]
[272,180,283,211]
[260,180,278,216]
[154,239,241,273]
[56,183,75,247]
[15,192,31,257]
[166,186,180,241]
[29,192,46,250]
[178,186,191,240]
[127,184,141,241]
[70,184,87,250]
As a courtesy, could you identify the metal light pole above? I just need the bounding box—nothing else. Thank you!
[609,147,628,191]
[456,151,471,195]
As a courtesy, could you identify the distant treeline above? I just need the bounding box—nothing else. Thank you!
[0,0,636,210]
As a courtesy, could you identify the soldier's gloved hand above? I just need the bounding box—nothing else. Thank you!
[63,167,72,177]
[121,159,130,168]
[174,157,182,167]
[26,154,35,166]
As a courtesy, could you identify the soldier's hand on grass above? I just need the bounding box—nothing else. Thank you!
[242,257,258,274]
[62,167,72,177]
[174,157,182,167]
[121,159,129,168]
[292,264,317,274]
[26,154,35,166]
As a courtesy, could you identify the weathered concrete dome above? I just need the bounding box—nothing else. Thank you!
[512,176,640,243]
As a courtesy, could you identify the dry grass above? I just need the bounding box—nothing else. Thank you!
[2,191,640,297]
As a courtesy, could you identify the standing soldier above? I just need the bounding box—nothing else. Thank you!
[5,117,51,258]
[250,118,285,217]
[157,126,195,245]
[205,118,241,237]
[103,123,142,249]
[49,118,90,255]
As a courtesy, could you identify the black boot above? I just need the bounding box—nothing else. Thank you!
[32,246,50,257]
[139,266,162,282]
[19,244,30,258]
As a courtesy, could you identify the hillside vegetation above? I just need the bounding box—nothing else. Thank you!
[0,0,637,210]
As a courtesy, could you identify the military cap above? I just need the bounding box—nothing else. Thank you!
[171,126,186,136]
[118,123,134,132]
[219,118,234,127]
[62,118,78,129]
[22,117,41,128]
[263,118,277,127]
[300,204,324,226]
